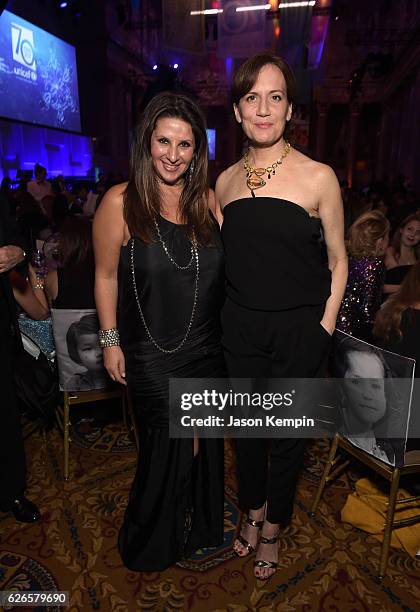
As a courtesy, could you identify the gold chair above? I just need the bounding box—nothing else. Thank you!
[55,388,137,480]
[310,433,420,578]
[51,308,138,480]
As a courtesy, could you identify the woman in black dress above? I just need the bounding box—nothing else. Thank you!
[383,213,420,296]
[216,53,348,579]
[93,93,225,571]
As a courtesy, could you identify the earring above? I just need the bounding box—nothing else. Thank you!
[188,158,195,181]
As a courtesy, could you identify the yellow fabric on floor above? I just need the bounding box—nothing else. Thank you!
[341,478,420,557]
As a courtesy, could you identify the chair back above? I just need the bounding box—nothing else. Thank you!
[51,308,110,392]
[331,330,416,467]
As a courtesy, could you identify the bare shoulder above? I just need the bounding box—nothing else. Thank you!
[93,182,127,243]
[215,161,242,204]
[99,182,128,209]
[385,246,398,268]
[293,150,338,186]
[216,163,236,189]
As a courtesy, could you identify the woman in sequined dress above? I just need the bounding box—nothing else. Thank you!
[337,211,390,342]
[93,93,225,571]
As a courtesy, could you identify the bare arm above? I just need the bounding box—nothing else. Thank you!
[10,267,49,320]
[44,269,58,303]
[384,247,398,269]
[317,166,348,335]
[92,183,127,385]
[383,247,401,294]
[383,283,400,295]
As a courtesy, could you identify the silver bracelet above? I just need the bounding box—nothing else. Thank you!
[99,327,120,348]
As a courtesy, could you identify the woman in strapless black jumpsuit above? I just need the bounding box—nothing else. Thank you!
[118,216,225,571]
[221,197,332,527]
[217,53,347,580]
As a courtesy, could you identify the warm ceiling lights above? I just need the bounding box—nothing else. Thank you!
[236,3,270,11]
[277,1,315,7]
[190,8,223,15]
[190,1,315,16]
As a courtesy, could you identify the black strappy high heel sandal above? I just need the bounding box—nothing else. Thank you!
[253,532,279,579]
[234,515,264,557]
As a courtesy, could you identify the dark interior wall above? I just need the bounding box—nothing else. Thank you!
[5,0,108,138]
[325,104,348,176]
[353,103,381,186]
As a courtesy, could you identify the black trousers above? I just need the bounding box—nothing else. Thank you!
[0,317,26,510]
[222,297,331,524]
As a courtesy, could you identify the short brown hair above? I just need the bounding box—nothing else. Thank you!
[232,53,296,106]
[348,210,390,259]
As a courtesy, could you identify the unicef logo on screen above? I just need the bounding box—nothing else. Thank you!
[11,21,37,71]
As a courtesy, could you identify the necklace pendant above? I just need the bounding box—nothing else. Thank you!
[254,168,266,177]
[247,176,266,190]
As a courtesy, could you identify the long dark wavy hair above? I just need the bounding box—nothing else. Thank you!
[374,260,420,342]
[123,92,214,245]
[59,217,92,266]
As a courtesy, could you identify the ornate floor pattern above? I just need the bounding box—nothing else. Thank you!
[1,422,419,611]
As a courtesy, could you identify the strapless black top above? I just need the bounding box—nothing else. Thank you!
[118,216,225,352]
[221,197,331,311]
[384,264,412,286]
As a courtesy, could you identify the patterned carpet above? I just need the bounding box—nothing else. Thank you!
[1,414,419,612]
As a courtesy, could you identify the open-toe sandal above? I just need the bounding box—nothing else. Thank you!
[254,533,279,578]
[234,515,264,557]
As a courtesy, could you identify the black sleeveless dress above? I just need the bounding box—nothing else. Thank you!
[117,216,225,571]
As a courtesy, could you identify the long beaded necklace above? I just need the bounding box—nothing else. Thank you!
[130,218,199,354]
[243,140,291,197]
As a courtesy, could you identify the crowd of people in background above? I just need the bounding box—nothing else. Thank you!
[0,162,419,341]
[337,180,420,343]
[0,156,419,526]
[1,165,119,242]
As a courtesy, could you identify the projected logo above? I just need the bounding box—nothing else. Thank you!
[11,21,36,70]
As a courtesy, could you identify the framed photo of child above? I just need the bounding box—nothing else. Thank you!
[332,330,416,467]
[51,309,110,392]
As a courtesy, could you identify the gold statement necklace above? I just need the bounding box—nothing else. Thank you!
[243,140,291,197]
